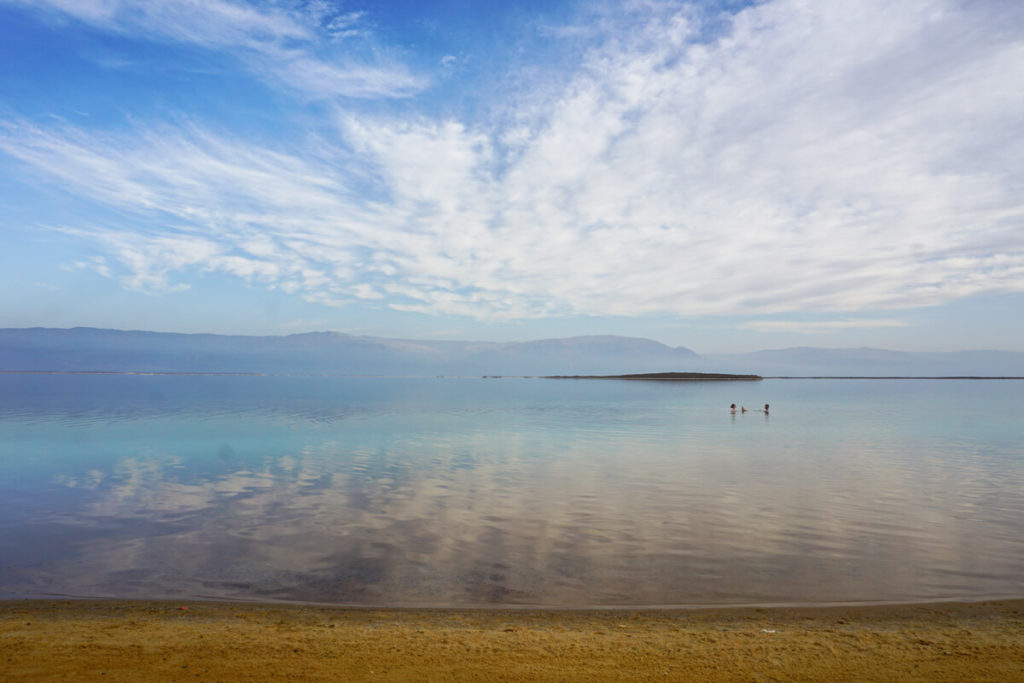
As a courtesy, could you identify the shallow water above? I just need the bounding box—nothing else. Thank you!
[1,374,1022,606]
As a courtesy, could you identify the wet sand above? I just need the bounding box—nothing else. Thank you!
[3,599,1023,681]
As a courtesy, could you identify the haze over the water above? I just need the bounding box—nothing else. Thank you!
[1,0,1023,353]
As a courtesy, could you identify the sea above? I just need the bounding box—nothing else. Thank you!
[1,373,1022,607]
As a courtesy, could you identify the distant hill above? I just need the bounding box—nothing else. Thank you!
[0,328,699,376]
[1,328,1022,377]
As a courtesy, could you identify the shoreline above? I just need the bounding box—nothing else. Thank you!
[4,598,1023,681]
[7,592,1024,611]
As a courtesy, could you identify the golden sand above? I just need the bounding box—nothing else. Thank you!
[3,599,1023,681]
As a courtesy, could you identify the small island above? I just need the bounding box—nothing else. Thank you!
[545,372,762,381]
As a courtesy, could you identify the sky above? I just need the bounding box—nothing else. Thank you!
[1,0,1023,353]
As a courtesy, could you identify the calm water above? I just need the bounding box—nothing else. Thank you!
[1,374,1022,607]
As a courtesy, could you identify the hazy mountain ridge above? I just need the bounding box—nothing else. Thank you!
[0,328,698,376]
[1,328,1022,376]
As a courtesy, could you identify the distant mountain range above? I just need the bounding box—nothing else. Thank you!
[0,327,697,376]
[2,327,1023,377]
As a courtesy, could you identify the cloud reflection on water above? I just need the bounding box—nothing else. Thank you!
[1,409,1019,606]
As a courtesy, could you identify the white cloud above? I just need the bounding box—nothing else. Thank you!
[739,319,911,334]
[66,255,112,279]
[352,284,383,300]
[2,0,1023,321]
[279,56,424,100]
[323,10,367,41]
[2,0,426,99]
[60,228,223,292]
[3,0,310,48]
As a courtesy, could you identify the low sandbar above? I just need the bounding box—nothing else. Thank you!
[545,372,763,381]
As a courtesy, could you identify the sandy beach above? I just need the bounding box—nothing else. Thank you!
[3,599,1023,681]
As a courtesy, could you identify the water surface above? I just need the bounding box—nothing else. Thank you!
[1,374,1022,606]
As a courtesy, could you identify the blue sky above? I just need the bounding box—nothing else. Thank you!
[1,0,1023,353]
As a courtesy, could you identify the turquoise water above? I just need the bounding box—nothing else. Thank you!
[1,374,1022,606]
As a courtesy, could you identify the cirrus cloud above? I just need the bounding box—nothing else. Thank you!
[2,0,426,99]
[1,0,1023,322]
